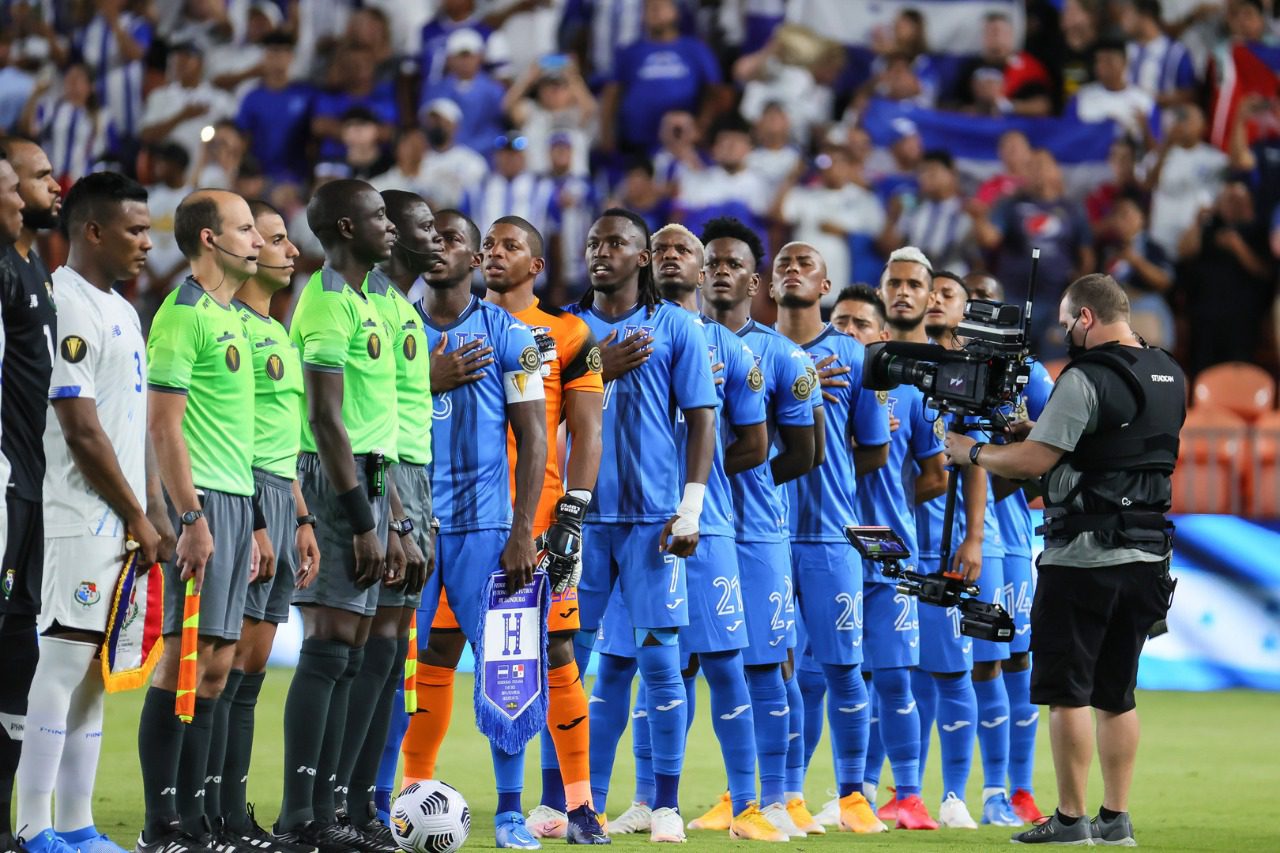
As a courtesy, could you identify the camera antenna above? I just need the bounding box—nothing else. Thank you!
[1023,247,1040,353]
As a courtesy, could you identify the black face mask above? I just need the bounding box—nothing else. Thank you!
[1065,315,1087,359]
[426,126,449,148]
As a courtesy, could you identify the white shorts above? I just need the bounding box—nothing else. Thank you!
[38,534,127,633]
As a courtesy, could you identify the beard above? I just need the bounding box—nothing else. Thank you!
[924,320,949,339]
[22,207,59,231]
[886,307,925,333]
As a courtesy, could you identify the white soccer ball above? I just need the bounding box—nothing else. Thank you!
[391,780,472,853]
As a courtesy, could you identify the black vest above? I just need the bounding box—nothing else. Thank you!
[1040,343,1186,551]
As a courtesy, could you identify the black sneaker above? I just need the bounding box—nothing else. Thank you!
[226,807,317,853]
[1,832,20,853]
[1090,811,1136,847]
[326,816,389,853]
[347,803,394,853]
[565,804,611,845]
[134,820,219,853]
[1011,812,1095,845]
[270,823,350,853]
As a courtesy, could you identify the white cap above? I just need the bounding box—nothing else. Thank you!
[446,28,485,57]
[423,98,462,125]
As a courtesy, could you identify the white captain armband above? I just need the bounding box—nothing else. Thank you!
[504,367,546,404]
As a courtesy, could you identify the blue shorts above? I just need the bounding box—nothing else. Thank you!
[594,585,637,658]
[737,540,795,665]
[972,554,1010,664]
[418,529,507,644]
[791,542,863,667]
[862,581,920,670]
[795,613,823,675]
[678,535,748,656]
[580,522,688,632]
[1003,552,1034,655]
[915,558,973,674]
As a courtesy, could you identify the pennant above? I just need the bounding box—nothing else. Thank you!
[100,546,165,693]
[474,570,549,755]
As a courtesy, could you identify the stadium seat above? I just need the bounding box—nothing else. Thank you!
[1193,362,1275,423]
[1042,358,1069,381]
[1248,410,1280,518]
[1172,405,1248,515]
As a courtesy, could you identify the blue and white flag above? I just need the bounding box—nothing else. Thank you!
[474,569,550,753]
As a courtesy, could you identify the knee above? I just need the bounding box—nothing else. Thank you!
[972,661,1002,682]
[548,631,576,669]
[422,630,465,668]
[1005,652,1030,673]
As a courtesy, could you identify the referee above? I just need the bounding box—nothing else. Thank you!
[945,273,1184,847]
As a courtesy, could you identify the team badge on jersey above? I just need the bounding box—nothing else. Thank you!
[2,568,13,597]
[793,371,813,401]
[368,332,382,359]
[747,365,765,392]
[877,390,889,405]
[519,345,541,373]
[934,418,946,440]
[586,346,603,374]
[225,345,241,372]
[74,581,101,607]
[266,353,284,381]
[403,333,418,360]
[61,335,87,363]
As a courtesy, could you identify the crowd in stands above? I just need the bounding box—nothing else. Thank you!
[2,0,1280,369]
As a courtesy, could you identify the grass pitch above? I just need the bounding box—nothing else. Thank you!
[86,673,1276,851]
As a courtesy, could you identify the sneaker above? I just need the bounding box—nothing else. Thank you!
[525,806,567,840]
[1012,790,1046,825]
[19,830,79,853]
[837,793,887,834]
[134,824,218,853]
[564,805,609,845]
[894,795,938,831]
[728,804,788,842]
[231,806,317,853]
[875,787,897,823]
[1090,811,1136,847]
[494,812,540,850]
[686,793,731,831]
[57,827,131,853]
[811,797,840,828]
[335,808,393,853]
[271,822,349,853]
[983,791,1024,827]
[1,833,20,853]
[759,802,804,839]
[937,793,978,829]
[606,803,651,835]
[648,808,685,843]
[784,800,823,835]
[1011,812,1095,845]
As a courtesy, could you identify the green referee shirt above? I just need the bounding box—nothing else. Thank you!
[235,300,303,480]
[364,269,432,466]
[147,277,255,497]
[291,266,397,457]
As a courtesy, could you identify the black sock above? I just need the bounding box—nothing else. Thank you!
[0,615,38,837]
[139,686,188,836]
[346,636,405,823]
[314,645,364,823]
[1098,806,1123,822]
[178,696,218,835]
[1056,810,1081,826]
[223,670,265,832]
[205,669,242,825]
[278,639,350,831]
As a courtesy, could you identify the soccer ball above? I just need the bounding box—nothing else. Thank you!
[390,780,471,853]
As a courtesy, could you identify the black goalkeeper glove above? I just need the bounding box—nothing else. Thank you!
[537,492,589,592]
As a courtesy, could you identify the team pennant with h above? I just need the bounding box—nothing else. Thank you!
[100,542,165,693]
[474,569,549,755]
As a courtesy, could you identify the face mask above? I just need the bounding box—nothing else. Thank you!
[1064,315,1087,359]
[426,126,449,148]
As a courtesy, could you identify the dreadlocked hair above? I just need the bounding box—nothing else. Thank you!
[579,207,661,316]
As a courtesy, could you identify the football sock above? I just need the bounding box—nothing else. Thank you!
[573,632,595,676]
[177,696,217,836]
[376,691,409,821]
[0,614,38,837]
[744,665,787,807]
[911,669,937,780]
[348,636,406,821]
[313,644,363,823]
[587,653,636,814]
[797,666,826,772]
[138,686,186,836]
[701,651,756,815]
[222,670,264,831]
[52,657,106,834]
[630,683,655,805]
[401,663,455,783]
[821,663,869,798]
[539,763,566,814]
[546,661,592,810]
[782,672,806,796]
[204,668,242,822]
[874,667,921,798]
[492,743,525,815]
[934,673,977,802]
[278,638,349,831]
[636,643,686,810]
[336,636,398,814]
[974,675,1011,794]
[1004,667,1037,793]
[863,684,884,792]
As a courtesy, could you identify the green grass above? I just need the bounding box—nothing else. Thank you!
[85,672,1277,851]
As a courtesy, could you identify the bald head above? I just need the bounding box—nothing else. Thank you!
[175,189,253,260]
[307,179,383,246]
[382,189,429,228]
[771,241,830,308]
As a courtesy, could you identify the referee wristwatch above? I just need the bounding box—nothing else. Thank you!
[392,517,415,537]
[970,442,988,467]
[296,513,317,529]
[179,510,204,526]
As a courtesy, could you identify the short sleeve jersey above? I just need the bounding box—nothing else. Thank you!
[419,297,542,533]
[565,300,718,523]
[508,298,603,533]
[290,267,398,457]
[913,409,961,560]
[994,359,1054,556]
[856,384,944,580]
[0,246,55,500]
[731,320,815,543]
[365,269,432,466]
[44,266,146,536]
[785,325,891,543]
[234,300,303,480]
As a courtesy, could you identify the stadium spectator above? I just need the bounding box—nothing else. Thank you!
[370,127,437,202]
[546,134,601,298]
[734,26,841,148]
[310,42,397,162]
[1121,0,1198,108]
[415,98,490,209]
[882,149,978,274]
[462,133,556,240]
[1056,0,1099,110]
[1207,0,1280,147]
[1143,104,1229,257]
[607,158,671,233]
[503,56,597,177]
[418,0,511,87]
[866,117,923,207]
[235,32,313,185]
[1099,195,1176,349]
[953,12,1052,116]
[202,0,283,95]
[139,42,235,164]
[651,110,706,192]
[1229,94,1280,226]
[335,107,393,181]
[18,62,115,188]
[421,29,506,155]
[75,0,149,142]
[189,119,246,188]
[342,6,395,79]
[165,0,234,54]
[745,103,802,202]
[1086,137,1149,235]
[675,114,770,241]
[869,7,943,106]
[963,62,1017,116]
[142,142,193,306]
[1070,39,1155,142]
[973,129,1033,206]
[0,34,34,133]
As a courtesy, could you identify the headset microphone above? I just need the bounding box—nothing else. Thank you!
[210,240,258,262]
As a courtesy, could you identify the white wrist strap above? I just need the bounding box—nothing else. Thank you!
[671,482,705,536]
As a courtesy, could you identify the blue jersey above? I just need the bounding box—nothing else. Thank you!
[785,325,891,543]
[913,408,959,560]
[856,384,944,581]
[993,359,1054,556]
[731,320,815,543]
[675,317,765,537]
[418,297,541,533]
[566,300,717,522]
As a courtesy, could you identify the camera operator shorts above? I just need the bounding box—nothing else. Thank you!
[1030,558,1174,713]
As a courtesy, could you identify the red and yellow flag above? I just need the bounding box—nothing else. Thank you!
[405,612,419,714]
[175,577,200,722]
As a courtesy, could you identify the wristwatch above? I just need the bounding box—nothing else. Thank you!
[296,513,317,529]
[392,517,415,537]
[180,510,204,526]
[969,442,987,467]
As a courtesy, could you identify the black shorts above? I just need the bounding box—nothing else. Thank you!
[1030,558,1174,713]
[0,497,44,616]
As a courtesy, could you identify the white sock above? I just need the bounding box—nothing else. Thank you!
[53,664,106,833]
[15,637,96,836]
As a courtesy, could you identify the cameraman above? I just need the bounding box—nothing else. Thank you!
[944,273,1183,847]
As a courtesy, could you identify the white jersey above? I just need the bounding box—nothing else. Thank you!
[43,266,147,538]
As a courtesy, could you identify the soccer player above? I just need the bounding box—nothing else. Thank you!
[837,279,944,831]
[410,209,549,849]
[274,180,399,853]
[964,271,1054,824]
[570,209,717,844]
[140,189,263,853]
[770,241,891,834]
[12,170,165,853]
[212,200,319,850]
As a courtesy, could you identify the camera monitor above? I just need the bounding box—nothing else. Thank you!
[843,526,911,562]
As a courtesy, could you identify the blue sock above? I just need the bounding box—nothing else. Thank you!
[375,687,409,821]
[744,666,788,806]
[974,675,1010,793]
[632,682,655,805]
[874,667,920,798]
[911,669,937,780]
[492,743,525,816]
[797,666,826,772]
[701,651,756,815]
[588,653,637,814]
[1004,667,1037,793]
[683,675,698,737]
[636,643,686,810]
[863,684,884,790]
[934,674,976,803]
[821,663,869,798]
[783,672,806,795]
[540,766,566,813]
